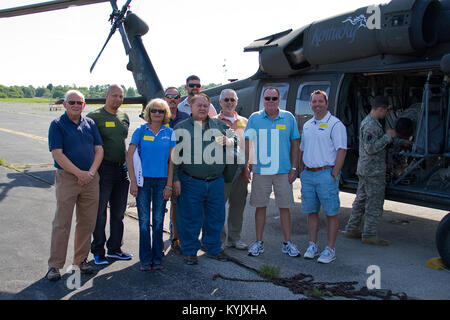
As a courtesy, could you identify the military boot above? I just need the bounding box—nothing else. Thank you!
[343,230,362,239]
[362,236,389,246]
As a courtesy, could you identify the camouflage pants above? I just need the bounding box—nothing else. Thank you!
[345,175,385,237]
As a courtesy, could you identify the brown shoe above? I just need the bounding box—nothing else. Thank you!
[343,230,362,239]
[45,268,61,281]
[78,259,94,274]
[362,236,390,246]
[207,251,229,262]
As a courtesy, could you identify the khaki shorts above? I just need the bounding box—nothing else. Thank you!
[250,173,293,208]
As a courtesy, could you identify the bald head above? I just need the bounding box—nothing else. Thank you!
[105,84,124,113]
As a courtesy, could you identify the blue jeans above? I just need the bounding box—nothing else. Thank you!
[176,172,225,256]
[136,177,167,266]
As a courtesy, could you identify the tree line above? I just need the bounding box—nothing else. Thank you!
[0,84,138,99]
[0,83,222,100]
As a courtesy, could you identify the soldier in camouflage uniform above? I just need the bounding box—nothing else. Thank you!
[344,96,396,246]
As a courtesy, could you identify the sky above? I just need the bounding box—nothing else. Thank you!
[0,0,385,89]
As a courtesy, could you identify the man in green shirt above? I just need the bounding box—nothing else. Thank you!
[172,93,236,265]
[87,84,132,264]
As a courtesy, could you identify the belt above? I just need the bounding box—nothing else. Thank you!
[182,170,220,182]
[102,159,125,167]
[305,165,334,172]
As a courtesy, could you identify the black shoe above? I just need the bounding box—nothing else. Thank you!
[184,255,198,265]
[106,251,133,260]
[94,255,109,265]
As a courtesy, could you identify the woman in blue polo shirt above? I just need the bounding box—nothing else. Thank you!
[126,98,176,271]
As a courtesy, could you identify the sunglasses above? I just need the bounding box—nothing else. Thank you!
[223,98,236,103]
[150,109,165,114]
[67,101,84,105]
[165,94,180,99]
[264,96,279,101]
[188,83,201,88]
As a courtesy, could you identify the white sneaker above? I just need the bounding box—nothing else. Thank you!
[282,241,300,257]
[303,242,319,259]
[248,240,264,256]
[317,246,336,264]
[232,240,248,250]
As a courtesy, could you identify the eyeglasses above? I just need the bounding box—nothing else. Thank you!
[223,98,236,103]
[67,101,84,105]
[188,83,201,88]
[150,109,165,114]
[264,96,279,101]
[165,94,180,99]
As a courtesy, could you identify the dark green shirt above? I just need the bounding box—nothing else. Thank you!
[87,107,129,163]
[173,116,237,182]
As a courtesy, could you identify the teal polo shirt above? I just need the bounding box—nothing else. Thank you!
[244,109,300,175]
[130,124,176,178]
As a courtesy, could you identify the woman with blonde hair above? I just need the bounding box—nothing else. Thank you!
[126,98,175,271]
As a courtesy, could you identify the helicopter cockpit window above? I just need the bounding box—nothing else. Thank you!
[259,83,289,110]
[295,82,330,116]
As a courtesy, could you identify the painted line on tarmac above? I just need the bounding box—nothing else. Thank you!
[0,127,47,142]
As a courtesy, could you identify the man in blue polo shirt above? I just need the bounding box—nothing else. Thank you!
[46,90,103,281]
[243,87,301,258]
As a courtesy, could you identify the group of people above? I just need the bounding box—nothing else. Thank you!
[46,75,396,281]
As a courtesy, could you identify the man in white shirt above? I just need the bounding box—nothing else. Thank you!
[177,75,217,117]
[299,90,347,264]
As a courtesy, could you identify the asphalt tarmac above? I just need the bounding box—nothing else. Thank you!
[0,102,449,306]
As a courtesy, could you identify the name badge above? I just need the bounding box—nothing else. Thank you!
[276,124,286,130]
[143,136,155,141]
[319,123,328,129]
[105,121,116,127]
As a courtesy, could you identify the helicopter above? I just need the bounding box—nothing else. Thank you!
[1,0,449,268]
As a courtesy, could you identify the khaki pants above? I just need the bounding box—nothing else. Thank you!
[48,170,99,269]
[222,174,249,243]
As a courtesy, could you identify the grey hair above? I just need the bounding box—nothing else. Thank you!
[219,89,238,101]
[64,89,85,102]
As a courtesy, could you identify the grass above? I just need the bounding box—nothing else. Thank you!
[0,97,142,108]
[258,264,281,279]
[0,97,55,104]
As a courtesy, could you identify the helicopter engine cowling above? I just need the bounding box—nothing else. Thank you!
[302,0,442,65]
[246,0,445,76]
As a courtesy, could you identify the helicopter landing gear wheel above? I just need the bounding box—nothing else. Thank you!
[436,213,450,268]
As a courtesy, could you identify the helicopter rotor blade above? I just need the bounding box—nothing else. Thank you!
[117,24,131,55]
[109,0,132,54]
[0,0,109,18]
[89,25,116,73]
[90,0,132,72]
